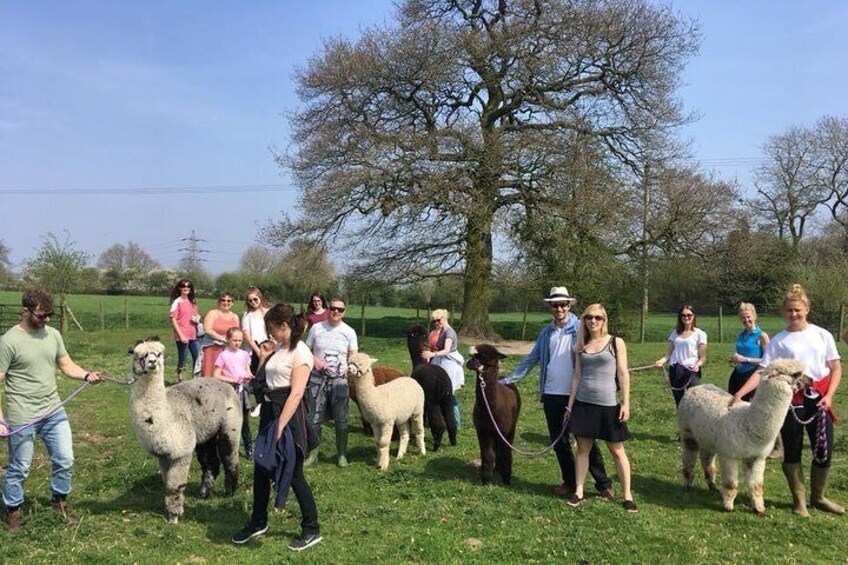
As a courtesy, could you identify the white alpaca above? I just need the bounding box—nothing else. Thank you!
[347,352,426,470]
[129,337,243,523]
[677,358,809,514]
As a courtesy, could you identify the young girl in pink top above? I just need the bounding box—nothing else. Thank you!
[214,328,255,458]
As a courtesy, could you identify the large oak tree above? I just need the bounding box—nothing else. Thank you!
[270,0,699,336]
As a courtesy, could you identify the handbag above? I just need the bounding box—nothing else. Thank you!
[195,322,206,337]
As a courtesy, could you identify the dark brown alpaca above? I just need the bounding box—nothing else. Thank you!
[407,325,458,451]
[467,344,521,485]
[349,366,405,437]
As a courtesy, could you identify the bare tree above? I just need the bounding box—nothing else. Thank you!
[812,116,848,232]
[752,126,829,249]
[0,239,12,284]
[267,0,699,336]
[278,240,336,298]
[97,242,159,273]
[239,245,284,276]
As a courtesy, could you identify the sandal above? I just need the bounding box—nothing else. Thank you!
[566,494,583,508]
[623,499,638,513]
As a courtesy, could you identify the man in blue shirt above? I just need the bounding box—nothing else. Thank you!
[500,286,612,498]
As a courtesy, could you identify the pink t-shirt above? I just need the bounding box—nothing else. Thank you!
[214,348,251,383]
[169,298,199,341]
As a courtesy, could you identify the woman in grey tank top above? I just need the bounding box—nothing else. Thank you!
[565,304,636,513]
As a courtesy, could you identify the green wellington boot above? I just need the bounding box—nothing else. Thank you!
[336,429,349,467]
[782,462,810,517]
[810,465,845,515]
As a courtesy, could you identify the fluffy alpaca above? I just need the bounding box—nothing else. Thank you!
[349,365,406,438]
[677,358,810,514]
[406,325,457,451]
[129,337,242,523]
[467,344,521,485]
[347,352,426,470]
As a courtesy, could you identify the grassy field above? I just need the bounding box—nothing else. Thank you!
[0,291,792,343]
[2,326,848,564]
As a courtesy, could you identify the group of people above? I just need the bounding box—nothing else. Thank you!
[1,281,844,548]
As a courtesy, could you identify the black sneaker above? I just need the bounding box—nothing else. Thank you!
[287,532,323,551]
[231,521,268,544]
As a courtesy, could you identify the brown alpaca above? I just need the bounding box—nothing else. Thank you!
[467,344,521,485]
[349,365,405,437]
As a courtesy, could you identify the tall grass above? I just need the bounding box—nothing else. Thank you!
[1,328,847,563]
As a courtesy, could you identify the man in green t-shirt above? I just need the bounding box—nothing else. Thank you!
[0,289,102,532]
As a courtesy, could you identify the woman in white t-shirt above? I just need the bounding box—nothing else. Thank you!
[730,284,843,516]
[654,304,707,407]
[241,286,271,375]
[231,303,323,551]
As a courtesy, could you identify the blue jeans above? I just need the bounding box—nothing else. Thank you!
[3,410,74,508]
[175,339,201,373]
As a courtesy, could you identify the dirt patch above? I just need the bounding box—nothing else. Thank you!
[459,338,533,356]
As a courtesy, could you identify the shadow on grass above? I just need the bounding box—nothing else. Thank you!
[419,455,556,497]
[629,430,680,444]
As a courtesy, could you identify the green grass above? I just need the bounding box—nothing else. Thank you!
[2,327,848,563]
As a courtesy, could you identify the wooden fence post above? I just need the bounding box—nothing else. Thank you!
[99,301,105,331]
[840,303,846,342]
[718,305,723,344]
[360,303,366,337]
[521,303,528,341]
[124,297,129,330]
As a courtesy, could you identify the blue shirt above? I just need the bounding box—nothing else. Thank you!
[735,326,763,373]
[499,312,580,399]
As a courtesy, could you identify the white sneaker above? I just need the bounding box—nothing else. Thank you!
[250,404,262,418]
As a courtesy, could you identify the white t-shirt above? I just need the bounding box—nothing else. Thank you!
[241,309,268,345]
[264,341,314,390]
[305,321,358,377]
[668,328,708,370]
[760,324,840,382]
[545,325,575,395]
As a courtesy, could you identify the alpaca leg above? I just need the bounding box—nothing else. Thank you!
[162,456,191,524]
[396,421,411,460]
[681,437,699,489]
[428,403,445,452]
[442,395,458,446]
[196,440,218,500]
[700,451,717,492]
[719,457,739,512]
[414,412,426,455]
[376,425,392,470]
[477,430,495,485]
[218,431,241,496]
[744,457,766,515]
[496,436,514,486]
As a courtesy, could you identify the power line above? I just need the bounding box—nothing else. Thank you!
[0,184,296,195]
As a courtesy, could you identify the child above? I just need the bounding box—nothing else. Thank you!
[214,328,255,457]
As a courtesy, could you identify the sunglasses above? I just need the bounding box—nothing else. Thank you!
[583,314,605,322]
[180,284,192,288]
[30,310,54,320]
[329,306,346,313]
[219,298,233,303]
[550,303,570,310]
[680,313,694,319]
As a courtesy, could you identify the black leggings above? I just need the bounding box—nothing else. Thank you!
[669,364,701,407]
[727,367,756,402]
[781,394,834,467]
[250,406,320,534]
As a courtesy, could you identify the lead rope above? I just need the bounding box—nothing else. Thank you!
[788,404,829,465]
[0,372,132,437]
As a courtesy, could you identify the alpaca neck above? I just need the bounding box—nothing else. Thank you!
[476,367,501,400]
[130,370,169,414]
[741,380,792,441]
[355,371,377,402]
[408,342,426,368]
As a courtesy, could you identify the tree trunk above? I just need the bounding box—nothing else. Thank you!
[458,198,496,338]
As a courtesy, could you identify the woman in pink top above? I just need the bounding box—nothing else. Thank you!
[201,292,241,377]
[214,327,255,458]
[169,279,201,382]
[306,292,329,326]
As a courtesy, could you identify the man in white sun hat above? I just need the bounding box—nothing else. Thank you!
[500,286,613,500]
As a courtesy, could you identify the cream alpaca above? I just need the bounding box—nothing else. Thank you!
[129,337,242,523]
[347,352,426,470]
[676,358,809,514]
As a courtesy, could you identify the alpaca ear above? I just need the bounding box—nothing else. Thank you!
[497,352,508,360]
[369,356,379,364]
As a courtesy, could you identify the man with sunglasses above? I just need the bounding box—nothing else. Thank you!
[0,289,102,531]
[500,286,613,500]
[304,298,358,467]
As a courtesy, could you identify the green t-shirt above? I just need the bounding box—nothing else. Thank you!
[0,325,68,425]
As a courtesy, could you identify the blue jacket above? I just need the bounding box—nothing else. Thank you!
[253,419,297,507]
[499,312,579,399]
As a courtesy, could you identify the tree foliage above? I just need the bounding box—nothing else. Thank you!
[268,0,700,336]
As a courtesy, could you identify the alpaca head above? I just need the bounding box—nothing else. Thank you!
[466,344,507,374]
[406,325,428,352]
[130,336,166,378]
[761,358,811,393]
[347,352,378,383]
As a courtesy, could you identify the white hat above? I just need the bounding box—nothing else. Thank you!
[543,286,577,303]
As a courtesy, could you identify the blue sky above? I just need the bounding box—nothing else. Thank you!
[1,1,846,274]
